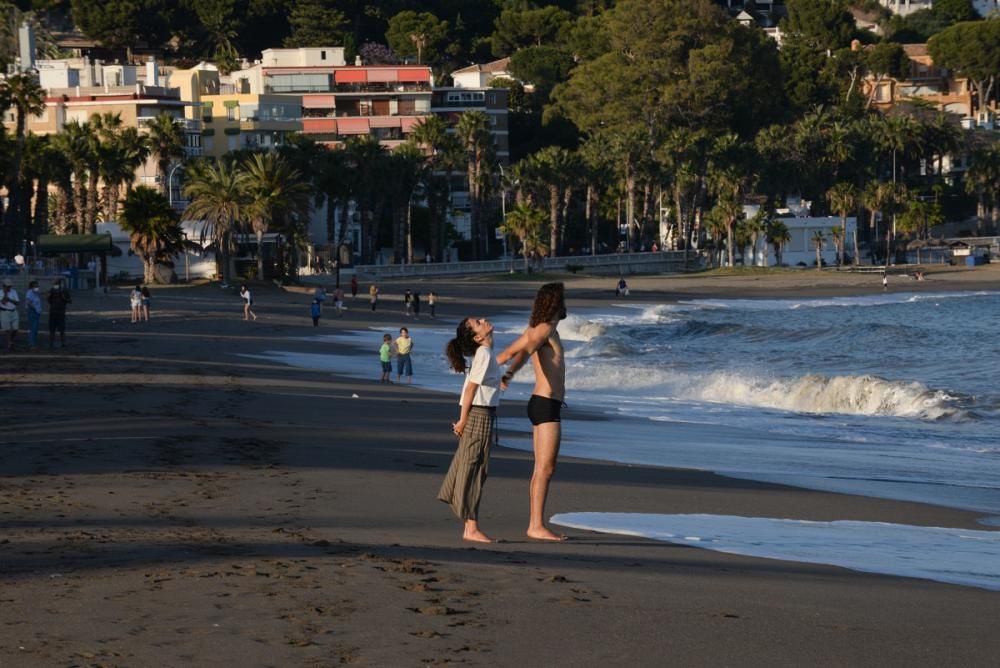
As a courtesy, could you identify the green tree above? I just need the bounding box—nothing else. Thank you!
[766,218,790,266]
[965,143,1000,234]
[455,111,496,260]
[0,72,45,249]
[811,229,826,269]
[779,0,857,110]
[491,5,573,56]
[182,159,249,283]
[98,124,149,223]
[71,0,172,61]
[145,113,186,196]
[928,19,1000,115]
[498,202,547,272]
[411,114,463,261]
[51,120,97,233]
[827,182,859,265]
[242,152,311,280]
[386,11,448,65]
[119,186,185,284]
[865,42,910,110]
[934,0,979,23]
[285,0,349,49]
[508,45,574,108]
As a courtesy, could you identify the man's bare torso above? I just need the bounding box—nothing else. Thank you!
[531,326,565,401]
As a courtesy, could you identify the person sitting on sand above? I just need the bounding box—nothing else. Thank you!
[497,282,569,542]
[438,316,502,543]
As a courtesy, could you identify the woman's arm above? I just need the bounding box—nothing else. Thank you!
[453,380,479,436]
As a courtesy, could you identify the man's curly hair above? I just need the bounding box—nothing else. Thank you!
[529,282,566,327]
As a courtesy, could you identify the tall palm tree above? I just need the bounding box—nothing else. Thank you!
[862,180,893,261]
[830,226,845,267]
[766,219,790,266]
[1,72,46,247]
[182,160,249,284]
[119,186,185,283]
[411,115,463,260]
[528,146,580,257]
[499,202,548,272]
[455,111,495,259]
[242,152,312,280]
[811,230,826,270]
[827,182,858,266]
[342,136,388,263]
[707,134,752,269]
[966,144,1000,235]
[51,120,99,233]
[146,113,186,196]
[97,118,149,222]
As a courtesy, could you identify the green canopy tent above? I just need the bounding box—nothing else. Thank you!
[36,233,115,290]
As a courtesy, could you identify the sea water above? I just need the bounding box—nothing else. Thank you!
[248,289,1000,589]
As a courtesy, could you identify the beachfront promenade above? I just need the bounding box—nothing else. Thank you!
[355,250,699,281]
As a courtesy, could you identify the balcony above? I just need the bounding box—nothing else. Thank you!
[137,117,202,133]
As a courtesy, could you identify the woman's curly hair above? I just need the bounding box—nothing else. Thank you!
[529,282,566,327]
[445,318,478,373]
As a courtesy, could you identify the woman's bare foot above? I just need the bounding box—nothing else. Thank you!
[463,528,496,543]
[526,527,565,541]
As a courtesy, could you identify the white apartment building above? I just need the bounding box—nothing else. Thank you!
[878,0,1000,16]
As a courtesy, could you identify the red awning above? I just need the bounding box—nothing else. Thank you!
[369,117,401,128]
[400,116,426,133]
[397,68,431,83]
[302,94,336,108]
[336,117,370,134]
[366,69,398,83]
[335,69,368,83]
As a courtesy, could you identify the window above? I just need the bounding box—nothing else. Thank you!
[321,50,327,60]
[227,106,238,121]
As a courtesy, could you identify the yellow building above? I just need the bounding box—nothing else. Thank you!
[168,64,302,160]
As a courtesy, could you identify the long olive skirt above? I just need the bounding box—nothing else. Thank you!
[437,406,495,520]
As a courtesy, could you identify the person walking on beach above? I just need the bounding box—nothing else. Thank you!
[130,285,142,323]
[882,272,888,290]
[395,326,414,384]
[438,316,502,543]
[310,299,322,326]
[428,291,437,318]
[25,280,42,351]
[1,279,20,352]
[240,284,257,321]
[48,279,71,349]
[351,275,358,300]
[379,333,394,382]
[404,289,413,317]
[412,291,421,320]
[333,287,345,316]
[498,282,568,541]
[140,286,151,322]
[369,283,379,312]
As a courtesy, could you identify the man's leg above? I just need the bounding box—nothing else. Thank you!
[527,422,562,540]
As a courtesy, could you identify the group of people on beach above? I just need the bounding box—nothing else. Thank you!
[1,277,72,352]
[129,285,152,323]
[438,282,568,543]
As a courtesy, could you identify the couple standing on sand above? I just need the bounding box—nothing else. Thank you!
[438,282,567,543]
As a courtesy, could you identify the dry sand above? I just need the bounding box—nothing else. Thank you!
[2,265,1000,667]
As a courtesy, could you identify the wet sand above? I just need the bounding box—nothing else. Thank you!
[2,265,999,666]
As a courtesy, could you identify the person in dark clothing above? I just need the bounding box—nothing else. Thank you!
[48,278,72,348]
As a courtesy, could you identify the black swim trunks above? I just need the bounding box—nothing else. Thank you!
[527,394,564,426]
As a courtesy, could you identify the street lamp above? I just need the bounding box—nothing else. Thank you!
[497,162,511,270]
[167,162,185,208]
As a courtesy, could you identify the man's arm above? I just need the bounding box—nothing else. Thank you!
[497,323,553,384]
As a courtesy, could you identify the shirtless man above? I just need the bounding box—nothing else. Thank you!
[497,282,567,541]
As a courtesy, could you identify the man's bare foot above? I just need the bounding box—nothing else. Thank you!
[526,527,565,541]
[463,528,496,543]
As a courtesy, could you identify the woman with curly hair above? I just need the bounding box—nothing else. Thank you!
[497,282,567,541]
[437,316,502,543]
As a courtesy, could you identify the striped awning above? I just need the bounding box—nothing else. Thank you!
[336,117,370,134]
[369,117,400,128]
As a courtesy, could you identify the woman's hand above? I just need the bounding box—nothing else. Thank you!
[452,419,466,437]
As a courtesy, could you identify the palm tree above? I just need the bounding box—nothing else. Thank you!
[242,153,312,280]
[411,115,462,260]
[499,203,547,272]
[830,226,845,267]
[744,208,768,267]
[119,186,186,283]
[182,160,249,283]
[51,120,99,233]
[827,182,858,266]
[342,135,388,263]
[707,134,752,269]
[966,144,1000,235]
[811,230,825,270]
[1,72,46,245]
[766,219,790,266]
[96,116,149,221]
[455,111,495,259]
[146,113,186,195]
[527,146,580,257]
[863,181,893,263]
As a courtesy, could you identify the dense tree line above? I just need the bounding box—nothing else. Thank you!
[1,0,999,271]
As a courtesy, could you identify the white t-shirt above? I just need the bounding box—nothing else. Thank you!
[460,346,501,408]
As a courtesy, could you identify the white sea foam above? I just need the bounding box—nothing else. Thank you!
[551,512,1000,591]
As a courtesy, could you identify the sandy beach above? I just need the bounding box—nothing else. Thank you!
[3,264,1000,667]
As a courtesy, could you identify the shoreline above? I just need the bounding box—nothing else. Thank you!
[3,267,999,665]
